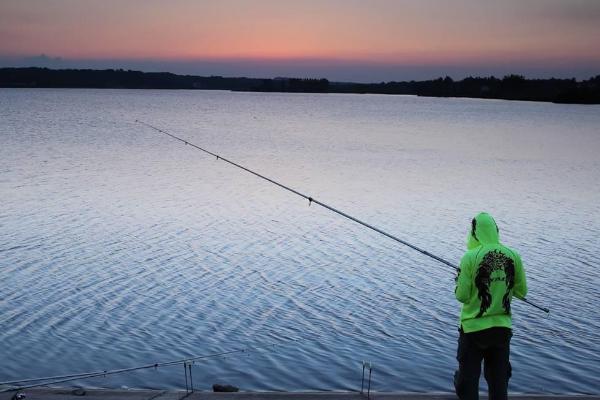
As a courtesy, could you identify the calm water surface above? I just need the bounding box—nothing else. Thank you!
[1,89,599,393]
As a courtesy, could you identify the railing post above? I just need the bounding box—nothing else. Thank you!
[367,362,373,400]
[361,361,366,394]
[360,361,373,399]
[188,362,194,393]
[183,362,189,394]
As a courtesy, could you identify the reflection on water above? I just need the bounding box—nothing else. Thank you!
[1,89,599,393]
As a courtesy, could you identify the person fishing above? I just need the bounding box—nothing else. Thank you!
[454,212,527,400]
[136,119,548,315]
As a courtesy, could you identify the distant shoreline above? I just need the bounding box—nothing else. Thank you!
[1,67,599,104]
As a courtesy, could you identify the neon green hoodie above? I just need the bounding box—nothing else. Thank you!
[455,212,527,333]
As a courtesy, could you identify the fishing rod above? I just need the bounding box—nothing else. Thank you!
[0,336,302,392]
[135,120,550,314]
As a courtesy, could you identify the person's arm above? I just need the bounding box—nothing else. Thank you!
[513,252,528,299]
[455,253,473,303]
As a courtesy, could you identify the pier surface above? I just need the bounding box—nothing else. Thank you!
[1,389,599,400]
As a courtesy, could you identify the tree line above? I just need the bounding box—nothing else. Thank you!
[1,67,598,104]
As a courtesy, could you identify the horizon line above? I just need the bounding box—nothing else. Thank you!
[2,54,599,83]
[4,65,599,84]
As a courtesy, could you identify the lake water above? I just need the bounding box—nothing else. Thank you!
[1,89,599,394]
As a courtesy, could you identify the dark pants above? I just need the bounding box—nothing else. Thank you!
[454,327,512,400]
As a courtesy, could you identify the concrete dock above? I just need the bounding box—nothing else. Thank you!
[1,389,599,400]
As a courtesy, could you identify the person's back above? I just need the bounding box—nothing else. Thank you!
[454,212,527,400]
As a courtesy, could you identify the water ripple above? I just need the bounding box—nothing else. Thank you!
[1,89,599,393]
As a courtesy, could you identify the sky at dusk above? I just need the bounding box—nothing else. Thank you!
[1,0,599,82]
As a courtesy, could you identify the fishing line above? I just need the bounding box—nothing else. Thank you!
[136,120,549,314]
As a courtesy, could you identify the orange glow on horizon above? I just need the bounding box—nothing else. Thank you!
[1,0,599,69]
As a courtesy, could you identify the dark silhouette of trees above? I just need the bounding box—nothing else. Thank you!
[1,67,598,103]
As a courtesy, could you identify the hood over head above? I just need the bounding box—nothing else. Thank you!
[466,212,500,249]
